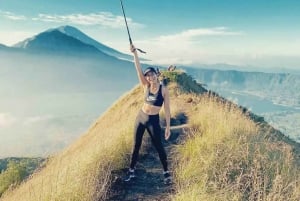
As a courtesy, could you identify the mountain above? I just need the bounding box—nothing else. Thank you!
[13,25,132,60]
[13,29,107,56]
[55,25,133,60]
[185,67,300,107]
[188,63,300,74]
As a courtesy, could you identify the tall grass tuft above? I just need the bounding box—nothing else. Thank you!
[172,94,300,201]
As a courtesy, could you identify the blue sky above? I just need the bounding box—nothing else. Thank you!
[1,0,300,68]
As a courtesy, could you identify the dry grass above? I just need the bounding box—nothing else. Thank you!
[172,94,300,201]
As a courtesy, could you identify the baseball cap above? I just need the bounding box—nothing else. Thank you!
[143,67,157,76]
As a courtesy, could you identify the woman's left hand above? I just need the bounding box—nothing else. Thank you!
[130,44,136,53]
[165,127,171,140]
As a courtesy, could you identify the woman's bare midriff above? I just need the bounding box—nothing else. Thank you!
[142,103,161,115]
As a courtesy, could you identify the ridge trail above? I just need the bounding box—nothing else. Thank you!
[106,123,188,201]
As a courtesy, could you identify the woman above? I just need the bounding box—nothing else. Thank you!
[124,44,172,184]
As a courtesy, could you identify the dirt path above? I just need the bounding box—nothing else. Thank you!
[106,124,187,201]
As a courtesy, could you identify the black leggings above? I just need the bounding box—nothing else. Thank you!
[129,110,168,171]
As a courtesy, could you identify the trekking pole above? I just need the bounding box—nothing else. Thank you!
[119,0,146,53]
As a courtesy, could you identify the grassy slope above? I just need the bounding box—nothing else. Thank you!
[1,70,299,201]
[0,158,44,196]
[167,74,300,201]
[1,83,144,201]
[172,95,300,201]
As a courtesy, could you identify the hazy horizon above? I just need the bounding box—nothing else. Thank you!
[0,52,138,158]
[1,51,299,158]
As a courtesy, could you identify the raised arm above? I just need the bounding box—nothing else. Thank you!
[130,44,148,88]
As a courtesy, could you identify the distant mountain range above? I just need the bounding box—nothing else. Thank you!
[185,67,300,107]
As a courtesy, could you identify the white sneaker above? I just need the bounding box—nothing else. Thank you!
[163,171,172,184]
[124,169,136,182]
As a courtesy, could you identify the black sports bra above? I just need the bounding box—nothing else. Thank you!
[144,84,164,107]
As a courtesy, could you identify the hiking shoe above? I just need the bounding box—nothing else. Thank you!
[163,171,172,184]
[124,169,136,182]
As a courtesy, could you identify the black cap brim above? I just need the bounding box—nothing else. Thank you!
[143,67,156,76]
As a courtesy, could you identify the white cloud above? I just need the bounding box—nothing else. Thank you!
[23,115,54,126]
[133,27,244,65]
[32,12,144,29]
[1,10,144,29]
[157,27,243,41]
[0,113,16,128]
[0,10,145,45]
[0,10,26,20]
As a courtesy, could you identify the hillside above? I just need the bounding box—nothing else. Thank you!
[1,71,299,201]
[184,67,300,144]
[0,158,44,196]
[185,67,300,108]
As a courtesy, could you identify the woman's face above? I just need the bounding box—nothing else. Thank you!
[145,72,157,83]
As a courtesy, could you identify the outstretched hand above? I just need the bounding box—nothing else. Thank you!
[130,44,146,54]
